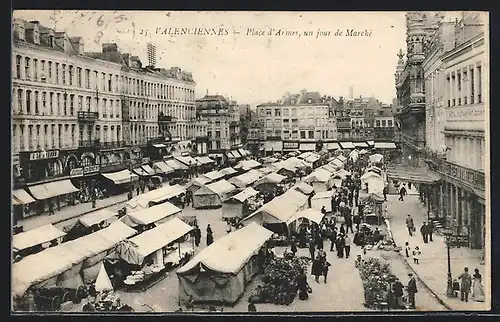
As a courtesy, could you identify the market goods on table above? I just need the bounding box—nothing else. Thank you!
[249,256,310,305]
[355,257,397,309]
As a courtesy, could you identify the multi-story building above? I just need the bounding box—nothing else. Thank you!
[195,95,241,164]
[256,91,337,153]
[395,12,444,167]
[334,97,351,140]
[373,105,396,141]
[12,18,198,217]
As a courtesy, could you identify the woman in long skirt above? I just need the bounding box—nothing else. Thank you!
[472,268,485,302]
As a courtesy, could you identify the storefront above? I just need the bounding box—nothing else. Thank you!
[69,165,101,202]
[12,189,36,222]
[19,149,64,184]
[26,179,80,215]
[298,142,316,152]
[263,141,283,155]
[282,141,299,154]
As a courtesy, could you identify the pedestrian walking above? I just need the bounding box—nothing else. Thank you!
[406,273,418,309]
[193,225,201,247]
[329,227,338,251]
[311,255,323,283]
[472,268,485,302]
[412,246,421,264]
[404,242,411,258]
[337,234,345,258]
[458,267,472,302]
[398,185,407,201]
[339,224,346,236]
[322,260,331,284]
[406,215,415,237]
[427,221,434,242]
[309,239,316,259]
[345,215,354,234]
[344,233,352,258]
[206,224,214,246]
[392,278,405,309]
[420,222,429,244]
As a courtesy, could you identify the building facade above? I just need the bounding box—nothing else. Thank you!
[12,18,198,194]
[195,95,241,163]
[373,105,396,141]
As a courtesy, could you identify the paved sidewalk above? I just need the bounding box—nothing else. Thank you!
[18,193,129,231]
[386,195,489,311]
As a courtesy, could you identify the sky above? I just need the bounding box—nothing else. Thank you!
[13,10,408,106]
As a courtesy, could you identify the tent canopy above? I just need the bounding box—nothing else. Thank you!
[304,154,321,164]
[102,170,139,185]
[95,263,113,292]
[13,189,36,205]
[126,202,182,226]
[203,170,225,182]
[231,187,259,203]
[229,170,262,188]
[287,208,325,225]
[257,167,276,176]
[164,158,188,170]
[219,167,238,176]
[386,166,441,184]
[361,171,382,182]
[256,172,286,185]
[153,161,175,175]
[330,159,344,168]
[13,224,66,251]
[126,184,186,211]
[79,209,116,228]
[12,221,136,298]
[335,169,352,179]
[236,160,262,171]
[336,155,347,162]
[298,152,314,160]
[292,182,315,195]
[122,217,193,265]
[205,179,237,196]
[304,169,332,183]
[174,155,197,167]
[374,142,397,149]
[177,223,273,275]
[191,176,212,187]
[195,156,215,165]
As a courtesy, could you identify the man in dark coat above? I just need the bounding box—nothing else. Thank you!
[311,255,323,283]
[399,185,407,201]
[420,222,429,244]
[330,227,338,251]
[309,239,316,259]
[427,221,434,242]
[407,273,418,309]
[406,214,415,237]
[345,214,354,234]
[206,224,214,246]
[458,267,472,302]
[392,278,405,309]
[383,186,388,201]
[193,225,201,247]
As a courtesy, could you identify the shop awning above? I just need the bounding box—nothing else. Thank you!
[174,155,197,167]
[28,179,79,200]
[353,142,369,148]
[326,142,341,150]
[152,144,167,148]
[227,150,242,159]
[339,142,355,149]
[287,208,325,225]
[153,161,175,175]
[386,166,441,184]
[238,148,251,156]
[203,170,225,182]
[13,189,35,205]
[102,169,139,185]
[126,202,182,226]
[132,167,149,176]
[299,143,316,151]
[141,165,156,176]
[123,217,193,264]
[264,141,283,152]
[374,142,397,149]
[79,209,117,228]
[13,224,66,251]
[164,159,188,170]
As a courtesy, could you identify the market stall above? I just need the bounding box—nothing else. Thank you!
[254,172,286,193]
[218,167,239,179]
[228,170,262,189]
[121,202,182,228]
[64,209,118,242]
[291,182,315,196]
[176,223,273,305]
[116,218,194,291]
[287,208,325,233]
[222,187,259,221]
[125,184,186,212]
[235,159,262,171]
[192,179,236,209]
[310,190,335,213]
[303,168,334,192]
[13,224,66,258]
[202,170,225,183]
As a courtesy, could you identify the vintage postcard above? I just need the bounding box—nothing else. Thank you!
[11,10,490,313]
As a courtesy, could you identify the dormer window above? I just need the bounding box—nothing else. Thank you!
[17,25,26,41]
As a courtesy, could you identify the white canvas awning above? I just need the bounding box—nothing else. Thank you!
[229,170,262,188]
[236,160,261,171]
[238,148,251,156]
[305,169,332,183]
[287,208,325,225]
[326,142,341,150]
[374,142,397,149]
[231,187,259,202]
[152,143,167,148]
[298,152,314,160]
[206,179,236,195]
[195,156,215,165]
[203,170,225,182]
[126,184,187,211]
[164,158,188,170]
[13,189,36,205]
[336,155,347,162]
[177,223,273,275]
[335,169,352,179]
[264,141,283,152]
[299,143,316,151]
[304,154,320,163]
[339,142,355,149]
[79,209,117,228]
[352,142,369,148]
[153,161,175,174]
[191,176,212,187]
[102,170,139,185]
[256,172,286,185]
[123,217,193,264]
[219,167,238,176]
[126,202,182,226]
[28,179,79,200]
[367,140,375,147]
[141,165,156,176]
[95,263,113,292]
[133,167,149,176]
[174,155,197,167]
[12,224,66,251]
[292,182,315,195]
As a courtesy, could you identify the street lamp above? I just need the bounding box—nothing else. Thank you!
[442,228,455,297]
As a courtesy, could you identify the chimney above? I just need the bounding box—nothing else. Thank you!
[55,31,70,53]
[25,21,40,45]
[102,43,119,53]
[70,37,84,55]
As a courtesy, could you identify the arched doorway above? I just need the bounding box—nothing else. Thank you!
[65,154,79,175]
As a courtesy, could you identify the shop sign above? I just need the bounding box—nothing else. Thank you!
[29,150,60,161]
[445,234,469,247]
[70,168,84,177]
[83,165,100,175]
[283,141,299,150]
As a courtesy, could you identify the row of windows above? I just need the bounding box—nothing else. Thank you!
[14,54,195,101]
[445,62,483,107]
[260,107,329,117]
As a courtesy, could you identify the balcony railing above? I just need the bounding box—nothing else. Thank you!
[100,141,128,150]
[79,139,100,148]
[77,111,99,121]
[425,150,485,190]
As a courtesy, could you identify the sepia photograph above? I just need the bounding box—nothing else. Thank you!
[11,10,490,313]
